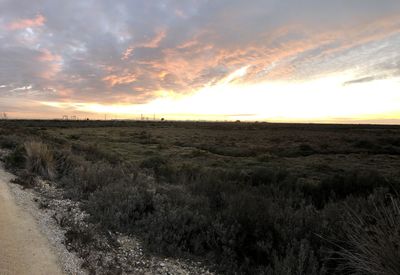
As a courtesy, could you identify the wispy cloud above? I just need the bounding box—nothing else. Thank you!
[0,0,400,121]
[343,75,388,86]
[6,14,45,30]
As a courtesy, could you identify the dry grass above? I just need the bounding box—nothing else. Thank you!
[2,121,400,273]
[339,195,400,275]
[24,141,56,179]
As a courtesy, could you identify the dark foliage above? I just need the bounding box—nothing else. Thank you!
[4,145,26,170]
[2,120,400,274]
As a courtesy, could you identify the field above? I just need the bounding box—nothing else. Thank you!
[1,120,400,274]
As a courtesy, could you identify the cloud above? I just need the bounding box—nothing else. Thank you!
[103,71,137,86]
[343,75,388,86]
[6,14,45,30]
[0,0,400,119]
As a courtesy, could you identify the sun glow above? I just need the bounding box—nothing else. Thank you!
[40,71,400,123]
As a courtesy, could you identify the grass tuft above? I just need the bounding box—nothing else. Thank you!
[24,141,56,179]
[339,193,400,275]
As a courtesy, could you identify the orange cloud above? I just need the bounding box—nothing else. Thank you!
[121,30,166,60]
[7,14,45,30]
[37,49,62,79]
[141,30,166,48]
[121,46,134,60]
[103,72,137,86]
[38,49,62,62]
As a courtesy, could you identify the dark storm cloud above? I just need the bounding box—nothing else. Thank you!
[1,0,400,112]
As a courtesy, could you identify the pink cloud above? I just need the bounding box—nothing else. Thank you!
[37,49,62,79]
[121,30,166,60]
[7,14,46,30]
[103,72,137,86]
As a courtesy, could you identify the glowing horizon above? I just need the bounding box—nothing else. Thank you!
[37,71,400,124]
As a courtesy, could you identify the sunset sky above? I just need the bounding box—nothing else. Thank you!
[1,0,400,123]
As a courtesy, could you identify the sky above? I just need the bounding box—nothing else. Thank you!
[1,0,400,123]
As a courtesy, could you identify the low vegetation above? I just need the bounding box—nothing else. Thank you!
[1,120,400,274]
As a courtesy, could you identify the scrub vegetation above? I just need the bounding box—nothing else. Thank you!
[1,120,400,274]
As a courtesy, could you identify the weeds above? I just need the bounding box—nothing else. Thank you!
[2,121,400,274]
[4,145,26,170]
[24,141,56,179]
[338,192,400,275]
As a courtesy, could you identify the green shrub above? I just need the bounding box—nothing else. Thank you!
[72,143,119,164]
[61,162,127,199]
[86,178,154,231]
[140,155,176,182]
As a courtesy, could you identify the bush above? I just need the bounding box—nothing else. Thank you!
[4,145,26,170]
[140,155,176,182]
[24,141,56,179]
[86,177,154,231]
[301,170,391,208]
[0,135,20,149]
[11,170,37,188]
[61,162,127,199]
[338,192,400,275]
[266,239,323,275]
[140,206,211,256]
[54,149,84,178]
[72,143,119,164]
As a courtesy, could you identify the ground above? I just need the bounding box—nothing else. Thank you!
[0,120,400,274]
[0,162,64,275]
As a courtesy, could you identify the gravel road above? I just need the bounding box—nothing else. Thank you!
[0,163,84,275]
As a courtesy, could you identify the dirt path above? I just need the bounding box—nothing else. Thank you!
[0,167,64,275]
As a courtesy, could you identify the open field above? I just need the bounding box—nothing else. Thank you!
[1,120,400,274]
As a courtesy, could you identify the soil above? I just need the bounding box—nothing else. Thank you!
[0,165,65,275]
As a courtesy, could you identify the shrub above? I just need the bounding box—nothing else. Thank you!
[140,206,210,256]
[86,178,154,231]
[4,145,26,170]
[301,170,391,208]
[61,162,127,199]
[0,135,20,149]
[140,155,176,182]
[11,170,37,188]
[338,192,400,275]
[54,149,84,178]
[24,141,56,179]
[353,139,377,150]
[266,239,323,275]
[72,143,119,164]
[298,144,316,156]
[248,166,289,186]
[68,134,80,140]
